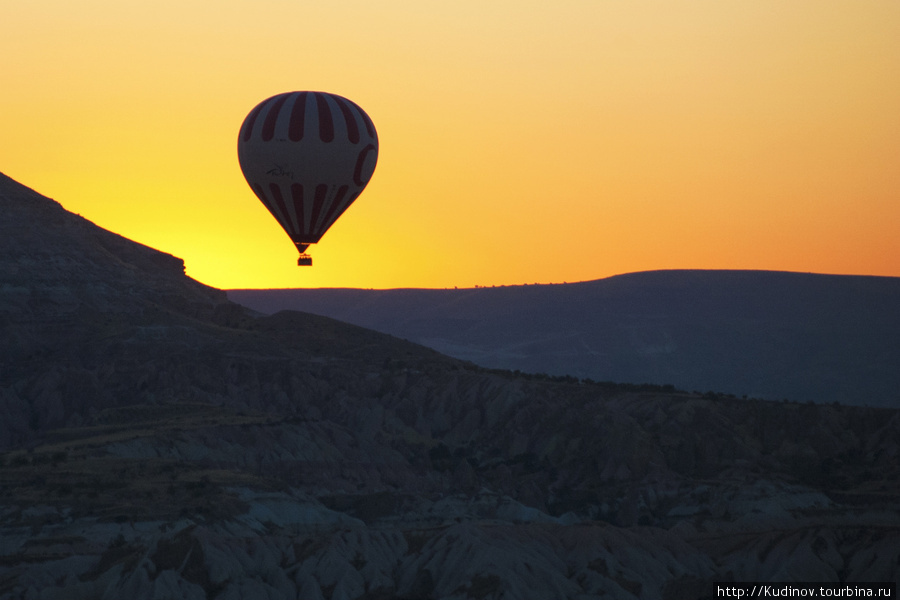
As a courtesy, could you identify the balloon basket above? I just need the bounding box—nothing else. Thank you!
[297,254,313,266]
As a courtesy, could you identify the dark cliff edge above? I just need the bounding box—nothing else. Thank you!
[1,171,898,598]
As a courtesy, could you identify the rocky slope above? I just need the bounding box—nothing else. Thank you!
[1,171,898,598]
[228,270,900,408]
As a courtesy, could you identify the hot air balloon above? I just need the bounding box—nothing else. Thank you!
[237,91,378,266]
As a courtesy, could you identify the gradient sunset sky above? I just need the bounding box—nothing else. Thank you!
[2,1,899,289]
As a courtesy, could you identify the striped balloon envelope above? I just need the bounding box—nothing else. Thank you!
[237,91,378,265]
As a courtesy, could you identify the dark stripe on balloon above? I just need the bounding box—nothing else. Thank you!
[262,94,290,142]
[324,187,360,235]
[358,106,376,139]
[288,92,308,142]
[333,96,360,144]
[252,182,268,205]
[317,185,349,234]
[309,184,328,234]
[267,183,295,236]
[254,182,289,233]
[290,183,305,233]
[353,144,377,186]
[241,100,269,142]
[315,93,334,143]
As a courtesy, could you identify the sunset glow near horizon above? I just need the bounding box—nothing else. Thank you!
[2,1,899,290]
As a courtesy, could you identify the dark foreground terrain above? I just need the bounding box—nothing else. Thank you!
[229,270,900,408]
[1,171,898,598]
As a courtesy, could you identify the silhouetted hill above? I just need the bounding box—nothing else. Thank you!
[2,171,898,597]
[229,271,900,407]
[0,172,456,448]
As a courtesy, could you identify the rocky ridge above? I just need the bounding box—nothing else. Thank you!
[228,271,900,407]
[1,172,898,598]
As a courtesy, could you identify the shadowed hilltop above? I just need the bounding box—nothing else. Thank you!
[229,270,900,408]
[1,171,899,598]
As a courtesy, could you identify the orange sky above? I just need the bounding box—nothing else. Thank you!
[2,1,899,289]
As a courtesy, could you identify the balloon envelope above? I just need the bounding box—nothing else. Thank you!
[237,91,378,257]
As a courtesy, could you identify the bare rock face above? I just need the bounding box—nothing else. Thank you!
[1,171,899,598]
[0,172,224,315]
[0,172,230,444]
